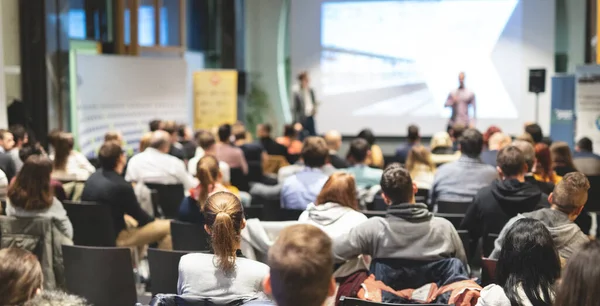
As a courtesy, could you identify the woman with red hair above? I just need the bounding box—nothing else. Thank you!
[534,143,562,184]
[483,126,502,150]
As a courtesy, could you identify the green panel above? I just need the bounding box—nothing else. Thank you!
[69,40,99,149]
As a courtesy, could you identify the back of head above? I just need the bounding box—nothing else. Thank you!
[9,155,53,211]
[516,133,534,145]
[512,140,535,172]
[257,123,272,138]
[161,120,179,136]
[283,124,296,138]
[555,240,600,306]
[0,248,43,305]
[430,132,452,150]
[496,146,526,178]
[407,124,419,142]
[348,138,370,163]
[149,130,171,152]
[459,128,483,158]
[497,218,560,306]
[232,123,247,141]
[552,172,590,214]
[197,131,216,151]
[357,129,375,146]
[24,291,89,306]
[488,132,511,151]
[218,124,232,143]
[534,143,553,180]
[149,119,162,132]
[139,132,153,152]
[577,137,593,152]
[98,141,123,170]
[406,145,435,174]
[268,224,333,306]
[19,143,44,163]
[53,132,74,170]
[525,123,543,143]
[550,141,575,168]
[104,131,122,143]
[10,124,27,145]
[324,130,342,151]
[316,173,358,210]
[203,192,244,274]
[196,155,220,206]
[483,126,502,147]
[380,164,413,204]
[301,137,328,168]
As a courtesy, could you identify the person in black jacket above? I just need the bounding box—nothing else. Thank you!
[460,145,549,255]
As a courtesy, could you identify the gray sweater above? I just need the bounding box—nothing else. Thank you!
[333,203,467,265]
[6,197,73,239]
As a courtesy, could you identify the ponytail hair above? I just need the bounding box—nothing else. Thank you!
[203,191,244,274]
[196,155,220,210]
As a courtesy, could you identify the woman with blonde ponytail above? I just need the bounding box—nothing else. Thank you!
[177,192,269,303]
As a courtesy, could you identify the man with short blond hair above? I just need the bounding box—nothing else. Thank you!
[480,132,512,167]
[324,130,347,169]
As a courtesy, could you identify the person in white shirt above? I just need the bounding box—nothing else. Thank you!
[292,72,318,136]
[188,131,231,185]
[126,130,196,190]
[51,132,95,181]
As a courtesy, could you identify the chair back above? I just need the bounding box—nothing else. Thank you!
[456,229,470,262]
[373,193,387,211]
[145,183,185,219]
[230,168,250,192]
[148,249,191,295]
[150,294,245,306]
[436,200,472,214]
[244,206,263,220]
[261,198,282,221]
[63,201,116,247]
[481,258,498,287]
[62,245,136,306]
[434,213,464,229]
[277,209,304,221]
[171,221,211,251]
[483,233,500,258]
[339,297,446,306]
[416,188,429,204]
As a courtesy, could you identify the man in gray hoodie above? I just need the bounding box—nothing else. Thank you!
[490,171,590,260]
[333,165,467,265]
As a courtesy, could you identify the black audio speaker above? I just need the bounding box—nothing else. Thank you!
[529,68,546,93]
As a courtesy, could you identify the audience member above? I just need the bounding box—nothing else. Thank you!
[0,130,17,181]
[395,124,420,164]
[161,121,186,161]
[234,124,266,182]
[216,124,249,175]
[480,132,511,167]
[477,219,559,306]
[51,132,95,180]
[534,143,561,184]
[281,137,330,210]
[554,240,600,306]
[276,124,303,160]
[24,290,89,306]
[429,128,497,205]
[541,136,553,147]
[324,130,348,169]
[6,155,73,239]
[346,138,383,189]
[357,128,384,168]
[524,123,543,144]
[257,123,287,157]
[515,132,534,145]
[405,145,436,190]
[482,125,502,150]
[178,192,268,303]
[81,141,170,249]
[9,124,28,171]
[149,119,163,132]
[551,141,577,176]
[18,143,67,201]
[126,130,195,190]
[104,131,122,144]
[490,172,590,260]
[179,125,197,160]
[139,132,152,153]
[246,224,336,306]
[512,140,554,195]
[429,131,460,166]
[179,155,231,224]
[450,123,466,151]
[461,146,549,252]
[188,131,231,183]
[299,173,368,238]
[573,137,600,176]
[0,128,15,152]
[334,165,467,265]
[0,248,43,305]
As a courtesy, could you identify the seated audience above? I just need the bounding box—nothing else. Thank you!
[551,141,577,176]
[516,132,534,145]
[573,137,600,176]
[490,172,590,260]
[477,219,560,306]
[525,123,543,144]
[161,121,186,161]
[450,123,466,151]
[395,124,420,164]
[51,132,95,180]
[245,224,336,306]
[534,143,562,184]
[139,132,152,153]
[104,131,123,144]
[554,240,600,306]
[9,124,28,172]
[429,131,460,166]
[6,155,73,238]
[334,165,467,265]
[126,131,195,190]
[513,140,555,195]
[357,128,384,168]
[179,155,232,224]
[257,123,287,157]
[429,128,497,205]
[17,143,67,201]
[277,124,303,163]
[234,124,266,182]
[346,138,383,189]
[461,146,549,250]
[179,125,197,160]
[325,130,348,169]
[281,137,330,210]
[178,192,268,303]
[299,172,368,237]
[405,145,436,190]
[482,125,502,151]
[480,132,511,167]
[81,141,171,249]
[149,119,163,132]
[188,131,231,184]
[0,128,15,152]
[215,124,248,175]
[0,248,43,305]
[277,153,337,184]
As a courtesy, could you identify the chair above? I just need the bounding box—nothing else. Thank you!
[416,189,429,204]
[62,245,137,306]
[170,221,211,251]
[434,213,464,229]
[63,201,116,247]
[457,230,470,262]
[148,249,191,295]
[586,175,600,212]
[483,233,500,258]
[362,210,387,218]
[481,258,498,287]
[436,200,472,214]
[261,198,282,221]
[339,296,446,306]
[145,183,185,219]
[277,209,304,221]
[150,294,245,306]
[244,205,263,220]
[373,193,387,211]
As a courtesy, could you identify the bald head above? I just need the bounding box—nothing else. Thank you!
[488,132,512,151]
[149,130,171,153]
[324,130,342,151]
[512,140,535,172]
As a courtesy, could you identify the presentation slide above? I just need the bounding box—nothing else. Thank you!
[290,0,555,136]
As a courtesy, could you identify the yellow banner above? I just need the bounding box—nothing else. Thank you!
[193,70,238,130]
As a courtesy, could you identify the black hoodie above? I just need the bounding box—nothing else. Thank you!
[460,179,549,246]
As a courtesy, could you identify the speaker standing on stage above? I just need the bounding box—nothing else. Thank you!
[445,72,476,129]
[292,72,317,136]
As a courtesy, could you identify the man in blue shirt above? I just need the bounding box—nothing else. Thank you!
[280,137,330,210]
[574,137,600,176]
[395,124,420,164]
[346,138,383,189]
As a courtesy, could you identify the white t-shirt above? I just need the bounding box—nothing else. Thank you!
[303,88,314,116]
[126,148,196,190]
